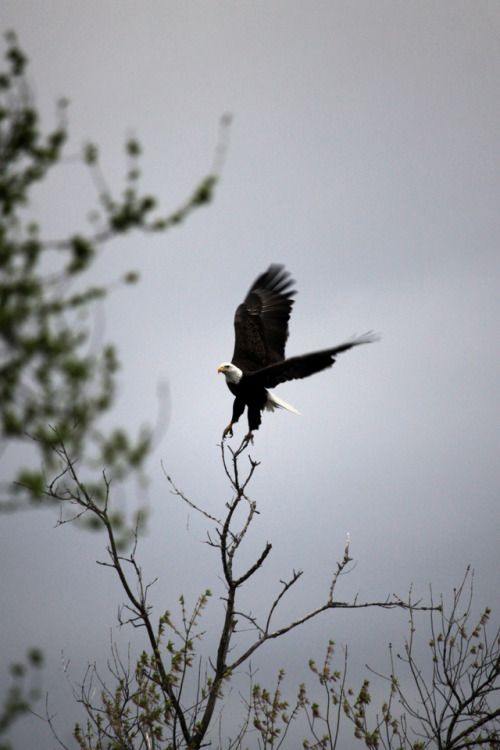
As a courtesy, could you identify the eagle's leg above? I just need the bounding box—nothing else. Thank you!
[244,401,262,446]
[223,397,245,440]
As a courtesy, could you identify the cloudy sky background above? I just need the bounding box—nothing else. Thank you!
[1,2,499,748]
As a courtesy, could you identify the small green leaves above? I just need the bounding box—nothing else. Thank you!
[0,26,162,508]
[0,648,44,741]
[82,141,98,165]
[67,235,95,273]
[125,138,141,157]
[16,469,45,500]
[123,270,139,284]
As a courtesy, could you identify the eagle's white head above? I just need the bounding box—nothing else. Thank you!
[217,362,243,384]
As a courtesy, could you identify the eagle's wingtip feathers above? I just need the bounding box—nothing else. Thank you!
[351,331,380,346]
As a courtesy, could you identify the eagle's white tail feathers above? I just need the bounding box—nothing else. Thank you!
[265,390,300,415]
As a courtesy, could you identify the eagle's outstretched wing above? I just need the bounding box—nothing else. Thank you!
[249,333,378,388]
[232,264,296,372]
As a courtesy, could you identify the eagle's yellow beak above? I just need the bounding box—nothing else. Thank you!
[218,365,225,373]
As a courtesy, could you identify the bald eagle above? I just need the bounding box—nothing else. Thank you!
[218,265,376,443]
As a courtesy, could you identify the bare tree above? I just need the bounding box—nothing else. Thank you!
[35,438,435,749]
[337,568,500,749]
[243,570,499,750]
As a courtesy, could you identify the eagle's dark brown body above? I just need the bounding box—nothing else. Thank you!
[218,265,376,442]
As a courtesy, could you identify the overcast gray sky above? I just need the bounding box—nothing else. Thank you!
[1,2,499,748]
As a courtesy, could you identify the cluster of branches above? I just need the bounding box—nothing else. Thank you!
[33,438,440,750]
[2,427,499,750]
[247,576,500,750]
[0,30,221,520]
[342,569,500,749]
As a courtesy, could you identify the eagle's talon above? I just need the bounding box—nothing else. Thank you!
[222,423,233,439]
